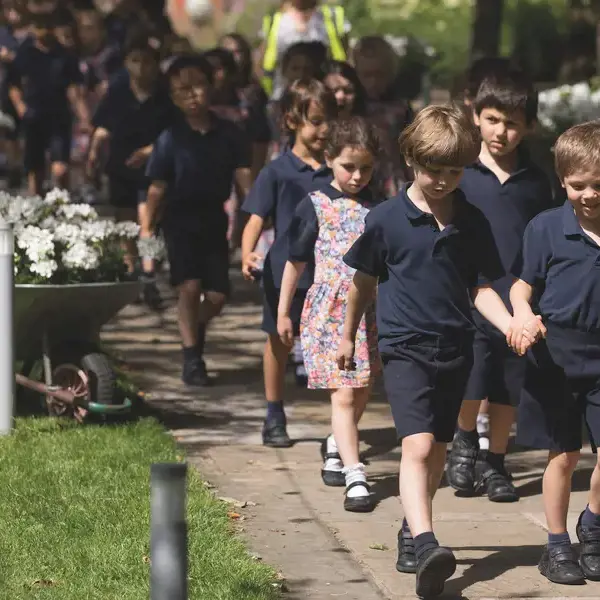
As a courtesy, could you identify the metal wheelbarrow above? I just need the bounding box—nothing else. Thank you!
[15,281,142,422]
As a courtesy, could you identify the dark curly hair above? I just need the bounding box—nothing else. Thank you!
[326,116,382,160]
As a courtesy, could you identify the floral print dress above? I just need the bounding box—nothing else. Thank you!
[288,185,381,389]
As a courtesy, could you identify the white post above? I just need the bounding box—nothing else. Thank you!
[0,217,14,434]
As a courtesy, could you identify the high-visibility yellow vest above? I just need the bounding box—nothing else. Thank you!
[260,5,347,96]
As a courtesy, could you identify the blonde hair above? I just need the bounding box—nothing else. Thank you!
[399,104,480,168]
[554,120,600,180]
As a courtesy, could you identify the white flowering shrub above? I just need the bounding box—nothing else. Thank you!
[1,188,163,284]
[538,81,600,135]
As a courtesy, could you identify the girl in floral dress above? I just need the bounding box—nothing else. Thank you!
[277,117,381,513]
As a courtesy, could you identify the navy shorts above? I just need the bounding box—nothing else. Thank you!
[163,227,230,294]
[108,176,147,208]
[22,113,71,172]
[261,263,307,336]
[382,337,474,443]
[517,323,600,452]
[464,321,525,406]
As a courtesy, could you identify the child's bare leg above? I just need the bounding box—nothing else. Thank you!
[27,169,44,195]
[176,279,201,349]
[578,454,600,581]
[50,161,68,190]
[115,207,138,273]
[428,442,448,499]
[331,388,360,467]
[588,456,600,516]
[400,432,436,536]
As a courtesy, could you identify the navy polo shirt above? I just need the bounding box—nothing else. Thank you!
[93,75,174,183]
[516,201,600,332]
[459,154,553,308]
[146,115,251,236]
[6,38,82,117]
[344,185,505,353]
[242,149,332,289]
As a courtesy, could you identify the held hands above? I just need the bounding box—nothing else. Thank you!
[336,338,356,371]
[506,313,547,356]
[277,315,294,347]
[241,251,263,280]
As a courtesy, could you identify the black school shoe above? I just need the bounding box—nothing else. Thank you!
[343,482,375,513]
[576,511,600,581]
[538,544,586,585]
[475,460,518,502]
[396,528,417,574]
[182,358,213,387]
[446,435,478,494]
[415,546,456,599]
[262,419,293,448]
[319,438,345,487]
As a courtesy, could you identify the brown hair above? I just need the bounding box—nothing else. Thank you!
[352,35,397,75]
[282,78,337,134]
[399,104,480,169]
[554,120,600,180]
[326,116,381,160]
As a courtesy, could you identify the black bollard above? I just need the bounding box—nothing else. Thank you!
[150,463,188,600]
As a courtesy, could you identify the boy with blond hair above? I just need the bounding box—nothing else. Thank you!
[510,121,600,585]
[338,104,544,597]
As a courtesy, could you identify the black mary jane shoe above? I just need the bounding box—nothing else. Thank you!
[396,528,417,574]
[320,437,345,487]
[538,544,586,585]
[576,512,600,581]
[343,481,375,513]
[415,546,456,599]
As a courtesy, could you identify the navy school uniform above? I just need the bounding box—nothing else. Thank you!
[146,115,251,292]
[0,26,26,141]
[460,154,554,406]
[6,37,83,171]
[515,202,600,452]
[241,149,332,335]
[92,72,174,208]
[343,185,505,442]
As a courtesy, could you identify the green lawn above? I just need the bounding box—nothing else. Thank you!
[0,417,279,600]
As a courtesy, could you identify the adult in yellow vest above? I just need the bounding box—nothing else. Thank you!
[257,0,350,98]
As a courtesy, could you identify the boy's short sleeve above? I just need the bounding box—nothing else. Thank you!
[242,165,277,218]
[288,196,319,262]
[145,130,175,183]
[343,211,387,278]
[514,218,549,287]
[471,210,505,287]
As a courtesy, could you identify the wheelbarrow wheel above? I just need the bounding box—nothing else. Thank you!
[50,348,117,421]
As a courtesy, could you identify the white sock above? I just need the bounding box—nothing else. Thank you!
[344,463,369,498]
[323,435,342,471]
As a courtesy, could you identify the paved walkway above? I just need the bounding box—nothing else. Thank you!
[102,271,599,600]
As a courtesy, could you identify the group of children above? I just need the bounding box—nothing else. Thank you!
[1,4,599,596]
[239,60,600,597]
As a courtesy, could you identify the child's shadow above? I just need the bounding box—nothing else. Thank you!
[444,544,545,597]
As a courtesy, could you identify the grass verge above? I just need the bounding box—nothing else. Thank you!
[0,417,280,600]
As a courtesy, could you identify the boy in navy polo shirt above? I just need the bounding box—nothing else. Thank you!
[143,55,252,387]
[7,11,90,195]
[241,79,336,448]
[339,105,544,597]
[87,29,173,281]
[446,69,554,503]
[509,121,600,585]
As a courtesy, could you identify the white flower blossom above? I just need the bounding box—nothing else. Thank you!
[16,226,55,263]
[62,242,99,270]
[30,259,57,279]
[53,223,84,244]
[79,220,116,242]
[44,188,71,206]
[114,221,140,239]
[538,81,600,133]
[57,203,98,221]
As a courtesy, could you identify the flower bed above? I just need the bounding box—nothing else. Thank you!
[0,189,143,285]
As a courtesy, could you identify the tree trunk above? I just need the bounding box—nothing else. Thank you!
[470,0,505,62]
